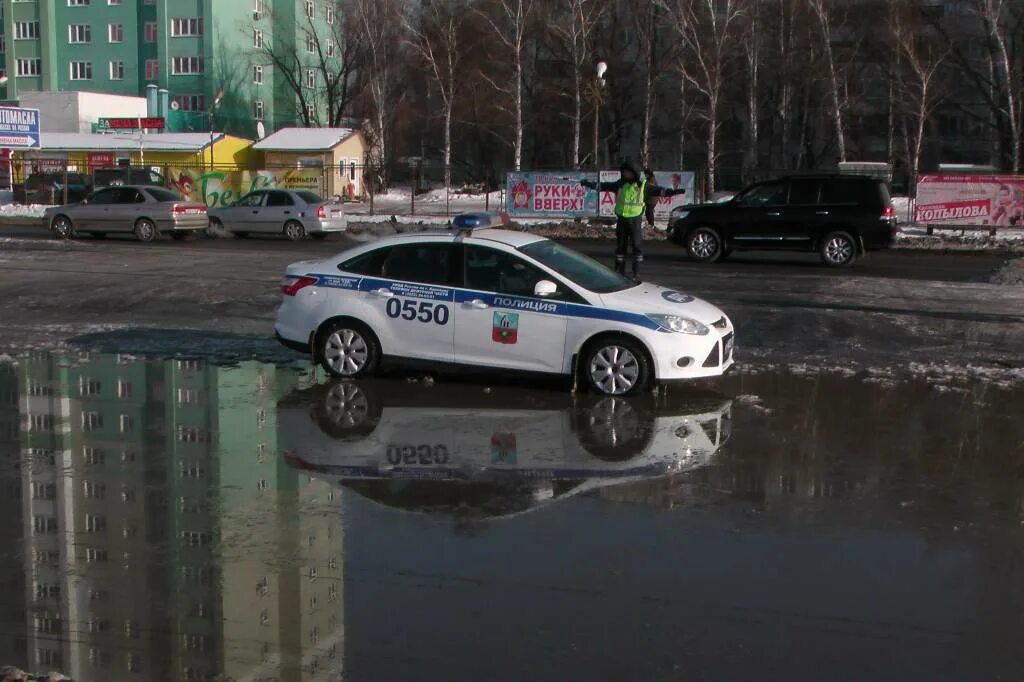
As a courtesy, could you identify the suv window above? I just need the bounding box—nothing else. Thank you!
[820,179,861,205]
[465,245,552,298]
[737,181,786,207]
[266,191,295,207]
[381,244,455,286]
[788,179,820,205]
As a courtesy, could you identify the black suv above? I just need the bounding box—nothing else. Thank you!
[667,175,897,267]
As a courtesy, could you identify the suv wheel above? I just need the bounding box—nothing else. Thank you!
[687,227,723,263]
[820,231,857,267]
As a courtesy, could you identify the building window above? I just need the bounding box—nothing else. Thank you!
[305,1,315,19]
[81,410,102,429]
[85,514,106,533]
[171,56,203,75]
[31,483,56,500]
[253,0,263,21]
[306,32,316,54]
[33,516,58,534]
[108,23,123,43]
[257,479,267,491]
[117,379,132,398]
[68,24,92,44]
[305,104,316,122]
[253,29,263,49]
[305,69,316,88]
[68,0,91,5]
[119,414,133,433]
[254,100,264,121]
[127,654,140,673]
[253,64,263,84]
[172,95,205,111]
[109,0,122,5]
[16,22,40,40]
[144,59,159,80]
[83,447,105,465]
[144,22,157,42]
[83,481,106,499]
[326,3,335,24]
[170,18,203,37]
[79,377,101,396]
[0,37,6,54]
[327,39,335,58]
[85,548,108,563]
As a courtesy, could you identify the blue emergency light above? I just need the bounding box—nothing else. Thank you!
[451,212,509,231]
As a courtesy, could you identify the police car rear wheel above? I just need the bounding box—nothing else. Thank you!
[584,339,651,396]
[319,322,379,378]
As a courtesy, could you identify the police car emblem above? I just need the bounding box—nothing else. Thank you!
[662,290,695,304]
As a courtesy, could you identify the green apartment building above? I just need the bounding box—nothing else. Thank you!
[0,0,341,139]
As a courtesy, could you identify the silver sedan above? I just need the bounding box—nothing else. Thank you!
[45,185,208,242]
[208,189,347,240]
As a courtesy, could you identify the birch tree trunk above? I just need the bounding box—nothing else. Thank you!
[810,0,847,162]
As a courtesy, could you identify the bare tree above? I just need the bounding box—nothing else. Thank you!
[974,0,1022,171]
[889,0,947,191]
[656,0,744,192]
[808,0,849,162]
[351,0,403,173]
[549,0,607,168]
[741,0,761,179]
[477,0,535,171]
[633,0,660,167]
[254,9,359,128]
[403,0,468,189]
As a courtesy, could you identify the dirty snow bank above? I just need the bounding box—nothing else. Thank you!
[991,258,1024,285]
[896,226,1024,252]
[0,204,48,218]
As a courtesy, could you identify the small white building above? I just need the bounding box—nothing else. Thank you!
[17,91,147,134]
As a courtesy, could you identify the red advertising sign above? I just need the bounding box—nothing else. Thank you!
[915,174,1024,228]
[87,152,116,171]
[102,117,165,130]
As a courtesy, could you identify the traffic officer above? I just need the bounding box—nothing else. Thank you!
[581,160,647,278]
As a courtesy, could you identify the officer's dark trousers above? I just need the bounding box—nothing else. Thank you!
[615,215,643,277]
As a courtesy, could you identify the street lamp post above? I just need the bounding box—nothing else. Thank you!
[592,61,608,171]
[208,90,224,169]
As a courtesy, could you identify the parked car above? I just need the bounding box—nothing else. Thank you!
[92,166,169,190]
[667,174,897,267]
[44,185,208,242]
[21,172,91,204]
[275,213,735,396]
[208,189,347,240]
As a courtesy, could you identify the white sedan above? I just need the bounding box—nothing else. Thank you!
[274,214,735,395]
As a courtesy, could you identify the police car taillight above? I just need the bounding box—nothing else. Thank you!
[281,275,317,296]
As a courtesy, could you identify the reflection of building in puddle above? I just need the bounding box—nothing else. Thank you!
[5,352,343,680]
[280,380,733,524]
[0,361,24,668]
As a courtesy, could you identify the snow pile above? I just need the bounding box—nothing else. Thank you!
[896,225,1024,251]
[991,258,1024,285]
[891,196,913,224]
[0,204,48,218]
[369,185,503,206]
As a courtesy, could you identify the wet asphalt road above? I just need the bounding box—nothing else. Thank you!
[0,355,1022,681]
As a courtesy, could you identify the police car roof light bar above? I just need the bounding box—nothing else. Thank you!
[451,212,511,237]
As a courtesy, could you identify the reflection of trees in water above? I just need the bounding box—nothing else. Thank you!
[595,375,1024,527]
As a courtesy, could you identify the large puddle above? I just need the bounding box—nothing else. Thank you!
[1,353,1022,680]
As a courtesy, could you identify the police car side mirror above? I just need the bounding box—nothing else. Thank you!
[534,280,558,298]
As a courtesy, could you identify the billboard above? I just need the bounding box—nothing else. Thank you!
[505,171,599,218]
[598,170,696,221]
[165,167,324,208]
[915,174,1024,228]
[0,106,40,148]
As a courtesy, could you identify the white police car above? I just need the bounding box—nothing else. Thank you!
[275,213,735,395]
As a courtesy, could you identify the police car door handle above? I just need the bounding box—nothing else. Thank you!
[467,299,489,309]
[767,211,782,217]
[816,210,830,216]
[370,288,394,298]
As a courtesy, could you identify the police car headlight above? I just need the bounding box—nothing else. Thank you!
[647,314,709,335]
[670,207,690,220]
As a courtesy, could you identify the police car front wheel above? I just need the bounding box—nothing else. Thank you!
[318,321,380,379]
[582,337,652,396]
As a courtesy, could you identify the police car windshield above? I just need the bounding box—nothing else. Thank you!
[518,240,635,293]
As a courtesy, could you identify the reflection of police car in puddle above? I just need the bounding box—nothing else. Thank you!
[275,213,735,396]
[280,379,733,519]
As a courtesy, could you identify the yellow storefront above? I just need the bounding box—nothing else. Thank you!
[252,128,367,199]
